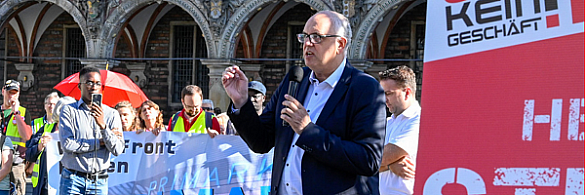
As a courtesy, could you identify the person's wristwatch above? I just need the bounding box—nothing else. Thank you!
[12,110,20,115]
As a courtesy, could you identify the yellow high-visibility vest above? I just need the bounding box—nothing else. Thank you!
[31,123,55,187]
[5,106,27,148]
[32,117,45,134]
[170,111,214,133]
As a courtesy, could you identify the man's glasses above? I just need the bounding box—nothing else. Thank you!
[202,107,213,111]
[83,81,102,87]
[297,33,342,44]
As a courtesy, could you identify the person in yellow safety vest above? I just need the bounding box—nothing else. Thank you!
[0,80,32,195]
[26,92,60,177]
[166,85,221,138]
[26,96,76,195]
[31,92,60,135]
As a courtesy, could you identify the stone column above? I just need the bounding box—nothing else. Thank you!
[14,64,34,91]
[201,59,241,111]
[126,63,148,88]
[79,59,120,70]
[349,59,373,72]
[239,64,263,82]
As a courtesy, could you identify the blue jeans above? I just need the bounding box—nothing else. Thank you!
[59,168,108,195]
[0,190,9,195]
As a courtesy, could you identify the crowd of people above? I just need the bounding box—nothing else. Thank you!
[0,10,422,195]
[0,65,269,195]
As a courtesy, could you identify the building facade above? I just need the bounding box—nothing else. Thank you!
[0,0,426,121]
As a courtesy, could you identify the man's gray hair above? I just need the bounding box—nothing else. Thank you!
[202,99,214,109]
[317,11,352,53]
[44,92,60,104]
[53,96,77,122]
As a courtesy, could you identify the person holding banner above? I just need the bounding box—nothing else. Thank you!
[222,11,386,194]
[135,100,166,136]
[31,92,59,135]
[377,66,420,195]
[167,85,221,138]
[26,92,60,177]
[114,101,137,132]
[58,66,125,195]
[26,96,76,195]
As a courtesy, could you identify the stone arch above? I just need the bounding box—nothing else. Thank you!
[349,0,407,59]
[217,0,333,58]
[103,0,215,58]
[0,0,88,52]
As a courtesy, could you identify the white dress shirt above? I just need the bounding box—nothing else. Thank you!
[279,59,346,194]
[379,101,421,195]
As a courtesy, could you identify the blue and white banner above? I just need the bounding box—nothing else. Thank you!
[46,132,273,195]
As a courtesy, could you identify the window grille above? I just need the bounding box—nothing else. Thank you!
[172,25,194,103]
[171,25,209,103]
[289,25,304,67]
[65,28,85,76]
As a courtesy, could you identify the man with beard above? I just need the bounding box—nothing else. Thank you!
[167,85,221,138]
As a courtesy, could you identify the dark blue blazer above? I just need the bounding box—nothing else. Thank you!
[229,62,386,194]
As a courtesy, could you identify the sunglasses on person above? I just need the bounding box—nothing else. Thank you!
[202,107,213,111]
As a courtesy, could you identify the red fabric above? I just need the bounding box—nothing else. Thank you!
[166,108,220,132]
[53,70,148,108]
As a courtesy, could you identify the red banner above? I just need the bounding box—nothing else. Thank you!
[416,0,584,194]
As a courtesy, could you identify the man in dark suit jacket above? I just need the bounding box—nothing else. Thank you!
[223,10,386,194]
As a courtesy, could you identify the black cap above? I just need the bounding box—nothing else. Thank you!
[4,80,20,91]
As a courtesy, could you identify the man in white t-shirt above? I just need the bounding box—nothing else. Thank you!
[378,66,421,195]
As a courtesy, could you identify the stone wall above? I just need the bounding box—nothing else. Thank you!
[3,13,79,119]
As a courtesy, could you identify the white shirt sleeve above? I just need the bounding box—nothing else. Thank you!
[389,115,420,158]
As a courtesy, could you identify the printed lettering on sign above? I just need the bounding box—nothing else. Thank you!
[417,0,583,194]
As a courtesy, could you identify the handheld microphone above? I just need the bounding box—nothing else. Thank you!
[283,66,304,126]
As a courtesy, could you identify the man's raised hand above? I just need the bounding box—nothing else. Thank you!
[222,66,249,109]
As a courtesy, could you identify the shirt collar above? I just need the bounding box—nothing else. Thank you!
[308,57,347,88]
[392,101,421,119]
[77,99,90,110]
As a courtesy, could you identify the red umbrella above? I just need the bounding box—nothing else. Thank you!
[54,70,149,108]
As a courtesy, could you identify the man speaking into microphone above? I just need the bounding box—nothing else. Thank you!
[59,66,125,195]
[223,11,386,194]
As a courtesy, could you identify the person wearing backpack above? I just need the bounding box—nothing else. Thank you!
[167,85,221,138]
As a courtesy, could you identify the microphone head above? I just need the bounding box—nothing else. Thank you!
[288,66,304,83]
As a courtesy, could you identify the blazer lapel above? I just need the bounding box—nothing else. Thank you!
[315,62,352,126]
[295,67,312,104]
[277,68,311,161]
